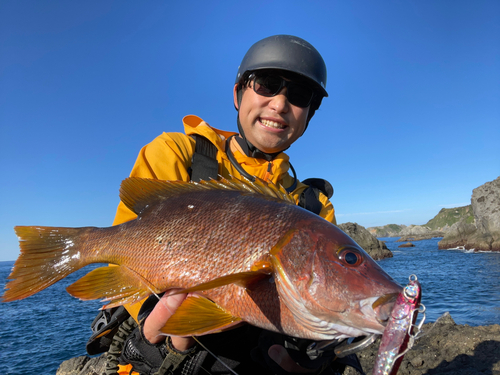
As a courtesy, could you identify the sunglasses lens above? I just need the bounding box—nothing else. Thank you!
[254,75,283,97]
[252,74,314,108]
[288,84,313,108]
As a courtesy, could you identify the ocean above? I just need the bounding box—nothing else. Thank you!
[1,237,499,375]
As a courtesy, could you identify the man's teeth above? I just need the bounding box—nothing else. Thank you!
[261,119,285,129]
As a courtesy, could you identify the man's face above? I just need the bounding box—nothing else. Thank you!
[233,74,310,154]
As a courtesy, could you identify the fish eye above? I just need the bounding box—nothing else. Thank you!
[338,248,363,267]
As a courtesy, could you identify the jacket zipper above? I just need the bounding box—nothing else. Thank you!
[263,161,273,182]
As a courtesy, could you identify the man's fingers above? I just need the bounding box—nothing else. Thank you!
[159,291,189,316]
[143,291,188,344]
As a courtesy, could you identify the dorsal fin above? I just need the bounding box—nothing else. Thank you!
[119,176,296,216]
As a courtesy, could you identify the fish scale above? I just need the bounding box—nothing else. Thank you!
[3,176,402,341]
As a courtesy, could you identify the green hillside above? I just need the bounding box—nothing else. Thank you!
[370,224,405,237]
[425,205,474,230]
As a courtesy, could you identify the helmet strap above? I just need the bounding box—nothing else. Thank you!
[235,88,288,161]
[234,117,282,161]
[235,87,287,160]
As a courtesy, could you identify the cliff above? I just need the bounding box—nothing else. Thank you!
[425,205,474,231]
[57,313,500,375]
[439,176,500,252]
[368,206,475,241]
[337,222,393,260]
[367,224,407,238]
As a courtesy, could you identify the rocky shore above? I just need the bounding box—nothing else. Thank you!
[57,313,500,375]
[345,313,500,375]
[439,176,500,252]
[338,222,393,260]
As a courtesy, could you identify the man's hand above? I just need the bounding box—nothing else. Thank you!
[142,291,195,351]
[142,291,316,372]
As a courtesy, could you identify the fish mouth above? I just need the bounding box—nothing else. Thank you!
[372,293,399,323]
[360,293,399,326]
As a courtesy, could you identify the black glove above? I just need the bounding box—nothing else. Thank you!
[250,331,341,374]
[119,322,198,375]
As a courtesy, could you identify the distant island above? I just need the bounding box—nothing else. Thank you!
[367,176,500,252]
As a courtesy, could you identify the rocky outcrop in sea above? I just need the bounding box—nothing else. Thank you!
[396,225,445,242]
[439,176,500,252]
[57,313,500,375]
[398,242,415,248]
[368,224,445,241]
[367,224,407,238]
[338,222,393,260]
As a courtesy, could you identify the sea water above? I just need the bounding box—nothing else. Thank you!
[1,238,499,375]
[378,237,500,325]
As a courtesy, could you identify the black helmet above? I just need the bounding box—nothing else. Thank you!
[235,35,328,97]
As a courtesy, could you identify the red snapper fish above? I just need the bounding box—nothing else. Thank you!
[3,176,402,340]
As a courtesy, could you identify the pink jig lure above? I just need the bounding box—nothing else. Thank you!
[372,275,425,375]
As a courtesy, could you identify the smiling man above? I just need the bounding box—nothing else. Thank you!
[87,35,363,375]
[235,70,314,154]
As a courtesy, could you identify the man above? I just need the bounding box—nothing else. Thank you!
[91,35,357,375]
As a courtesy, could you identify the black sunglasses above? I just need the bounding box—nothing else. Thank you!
[250,73,315,108]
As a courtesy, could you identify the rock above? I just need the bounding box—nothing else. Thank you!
[337,222,393,260]
[396,225,445,242]
[437,218,477,248]
[56,356,89,375]
[80,355,108,375]
[398,242,415,248]
[343,313,500,375]
[435,311,456,325]
[396,234,444,242]
[57,354,107,375]
[439,176,500,252]
[367,224,407,238]
[473,177,500,234]
[400,225,432,236]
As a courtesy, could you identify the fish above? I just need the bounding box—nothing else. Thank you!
[372,275,425,375]
[2,176,402,340]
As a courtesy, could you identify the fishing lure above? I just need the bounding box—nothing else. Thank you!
[372,274,426,375]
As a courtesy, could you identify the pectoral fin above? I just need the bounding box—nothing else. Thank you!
[176,267,272,295]
[161,295,242,336]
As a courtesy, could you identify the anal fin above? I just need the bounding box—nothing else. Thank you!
[66,266,161,308]
[161,295,242,336]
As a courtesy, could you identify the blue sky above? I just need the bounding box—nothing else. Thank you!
[1,1,499,261]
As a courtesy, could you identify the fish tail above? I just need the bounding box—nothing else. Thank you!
[2,226,93,302]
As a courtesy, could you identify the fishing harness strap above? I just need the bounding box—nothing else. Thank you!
[187,134,219,183]
[188,134,334,214]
